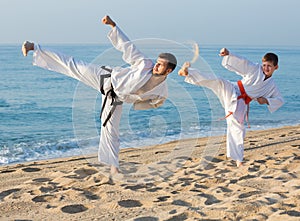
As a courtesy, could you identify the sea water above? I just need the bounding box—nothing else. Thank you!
[0,43,299,165]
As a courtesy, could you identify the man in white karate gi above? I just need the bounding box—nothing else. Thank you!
[22,15,177,175]
[178,48,284,167]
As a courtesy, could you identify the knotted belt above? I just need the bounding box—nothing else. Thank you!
[220,80,252,127]
[99,66,123,127]
[237,80,252,127]
[237,80,252,105]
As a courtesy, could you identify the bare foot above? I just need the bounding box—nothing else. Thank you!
[22,41,34,56]
[109,165,125,183]
[178,62,190,76]
[110,165,120,175]
[236,160,243,167]
[219,48,229,57]
[102,15,116,28]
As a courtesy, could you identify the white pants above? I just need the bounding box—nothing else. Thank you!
[226,99,246,162]
[189,76,247,162]
[98,93,123,168]
[33,45,123,167]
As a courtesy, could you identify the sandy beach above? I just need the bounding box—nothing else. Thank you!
[0,125,299,220]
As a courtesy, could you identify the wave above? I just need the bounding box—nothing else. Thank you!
[0,137,99,165]
[1,120,299,165]
[0,99,10,108]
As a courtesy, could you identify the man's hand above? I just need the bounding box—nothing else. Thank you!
[219,48,229,56]
[257,97,269,105]
[102,15,116,28]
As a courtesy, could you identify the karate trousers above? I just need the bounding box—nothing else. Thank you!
[188,75,247,162]
[33,45,123,168]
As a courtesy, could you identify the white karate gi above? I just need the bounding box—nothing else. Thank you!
[32,26,168,168]
[184,53,284,162]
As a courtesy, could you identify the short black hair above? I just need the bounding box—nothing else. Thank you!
[263,53,279,66]
[158,53,177,71]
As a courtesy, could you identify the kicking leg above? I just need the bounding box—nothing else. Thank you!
[22,42,111,92]
[179,64,237,113]
[178,64,244,165]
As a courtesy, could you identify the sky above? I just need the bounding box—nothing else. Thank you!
[1,0,300,46]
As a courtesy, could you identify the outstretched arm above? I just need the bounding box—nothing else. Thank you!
[220,48,258,77]
[103,15,150,67]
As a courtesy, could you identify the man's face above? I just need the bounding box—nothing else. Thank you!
[262,61,278,78]
[152,58,171,75]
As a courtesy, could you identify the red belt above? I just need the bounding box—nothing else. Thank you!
[237,80,252,104]
[237,80,251,127]
[220,80,252,128]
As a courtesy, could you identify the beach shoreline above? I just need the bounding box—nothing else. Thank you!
[0,125,299,220]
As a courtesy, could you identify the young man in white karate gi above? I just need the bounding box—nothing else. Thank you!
[22,15,177,175]
[178,48,284,167]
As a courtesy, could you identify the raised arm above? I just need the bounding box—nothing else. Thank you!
[220,48,259,77]
[102,15,149,66]
[102,15,116,28]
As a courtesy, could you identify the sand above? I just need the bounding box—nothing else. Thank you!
[0,125,299,221]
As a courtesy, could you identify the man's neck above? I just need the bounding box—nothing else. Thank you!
[135,73,166,95]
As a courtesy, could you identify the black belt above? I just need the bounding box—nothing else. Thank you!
[99,66,123,127]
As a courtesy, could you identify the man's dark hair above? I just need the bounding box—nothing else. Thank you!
[263,53,279,66]
[159,53,177,71]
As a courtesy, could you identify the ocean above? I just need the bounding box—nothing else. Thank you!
[1,42,299,165]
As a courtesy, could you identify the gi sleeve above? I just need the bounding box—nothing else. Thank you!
[266,89,284,113]
[133,97,165,110]
[107,26,150,67]
[222,53,259,78]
